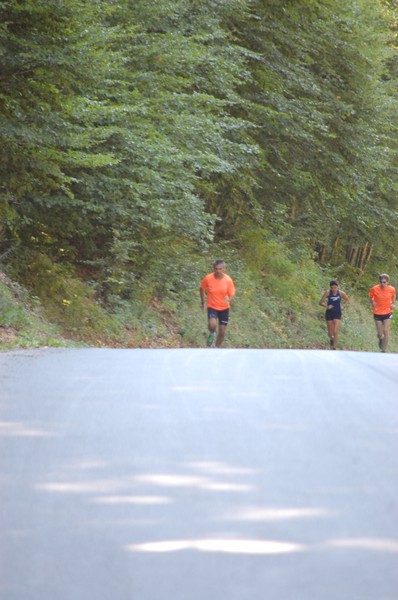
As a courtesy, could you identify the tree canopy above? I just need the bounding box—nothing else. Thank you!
[1,0,398,303]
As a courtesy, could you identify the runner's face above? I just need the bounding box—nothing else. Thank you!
[380,278,388,287]
[213,263,225,278]
[330,285,338,293]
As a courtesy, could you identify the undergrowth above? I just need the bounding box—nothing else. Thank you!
[1,253,397,353]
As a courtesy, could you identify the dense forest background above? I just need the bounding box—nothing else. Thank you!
[1,0,398,351]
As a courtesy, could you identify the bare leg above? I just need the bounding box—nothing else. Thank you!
[206,316,217,347]
[208,316,217,335]
[332,319,341,349]
[375,320,384,350]
[381,319,392,352]
[216,324,227,348]
[326,321,334,347]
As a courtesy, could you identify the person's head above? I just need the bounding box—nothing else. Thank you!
[213,259,226,278]
[379,273,389,286]
[329,279,338,291]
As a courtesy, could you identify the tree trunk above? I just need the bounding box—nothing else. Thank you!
[315,243,327,263]
[329,237,340,261]
[346,243,373,272]
[358,243,372,272]
[346,245,359,265]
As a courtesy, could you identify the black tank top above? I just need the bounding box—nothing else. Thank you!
[326,290,341,312]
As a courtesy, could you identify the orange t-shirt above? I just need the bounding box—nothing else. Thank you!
[369,284,396,315]
[200,273,236,310]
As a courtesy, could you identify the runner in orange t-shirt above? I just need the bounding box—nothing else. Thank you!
[369,273,396,352]
[200,260,236,348]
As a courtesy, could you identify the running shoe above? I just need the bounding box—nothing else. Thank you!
[207,332,216,347]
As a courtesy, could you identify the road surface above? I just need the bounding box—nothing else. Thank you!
[1,348,398,600]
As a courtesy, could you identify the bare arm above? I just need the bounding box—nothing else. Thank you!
[227,281,236,304]
[341,291,350,307]
[200,288,205,312]
[319,291,328,308]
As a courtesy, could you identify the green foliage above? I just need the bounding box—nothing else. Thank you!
[2,253,398,353]
[1,0,398,350]
[10,252,122,342]
[236,0,398,262]
[234,224,322,311]
[0,281,30,329]
[0,273,70,348]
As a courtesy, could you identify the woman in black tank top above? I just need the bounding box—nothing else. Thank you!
[319,279,350,350]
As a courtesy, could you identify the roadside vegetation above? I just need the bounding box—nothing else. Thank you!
[1,0,398,353]
[1,251,397,353]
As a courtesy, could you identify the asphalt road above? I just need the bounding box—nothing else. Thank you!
[1,348,398,600]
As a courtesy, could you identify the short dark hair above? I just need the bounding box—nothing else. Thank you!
[329,279,338,287]
[213,259,225,268]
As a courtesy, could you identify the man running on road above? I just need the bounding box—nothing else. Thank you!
[369,273,396,352]
[200,260,236,348]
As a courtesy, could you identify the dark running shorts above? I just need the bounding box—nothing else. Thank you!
[325,311,342,321]
[207,307,230,326]
[374,313,392,322]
